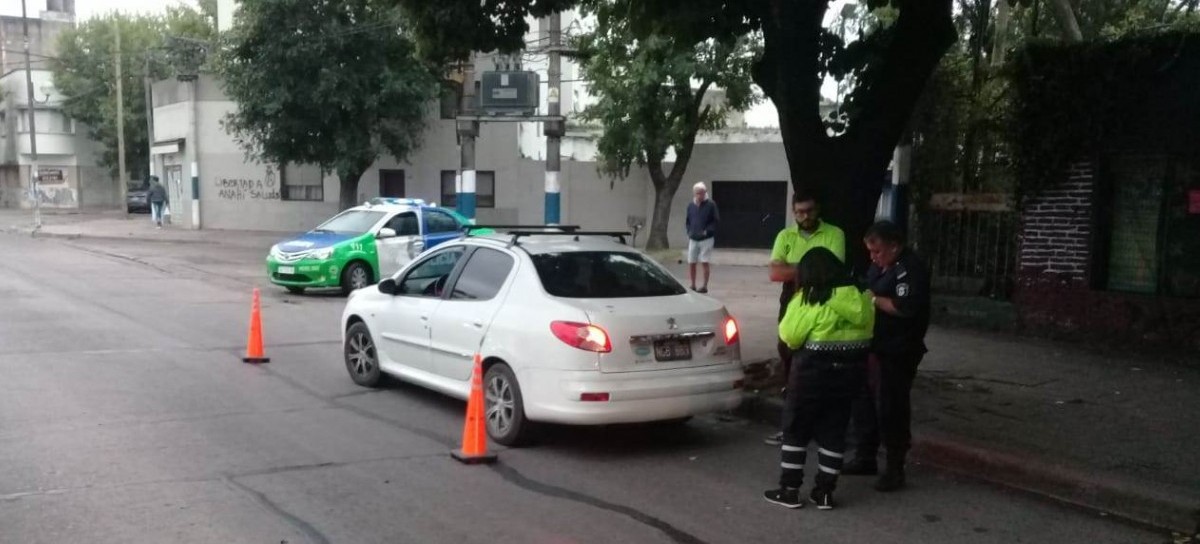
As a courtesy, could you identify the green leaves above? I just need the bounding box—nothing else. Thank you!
[573,0,760,183]
[50,9,215,181]
[217,0,441,208]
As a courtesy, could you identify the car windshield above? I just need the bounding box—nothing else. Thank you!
[531,251,687,298]
[313,210,386,235]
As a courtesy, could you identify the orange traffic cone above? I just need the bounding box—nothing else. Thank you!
[242,287,271,364]
[451,354,496,464]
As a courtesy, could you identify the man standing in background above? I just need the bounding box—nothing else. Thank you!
[685,182,720,293]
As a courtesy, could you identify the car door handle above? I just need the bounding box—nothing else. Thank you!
[466,321,483,329]
[420,315,429,322]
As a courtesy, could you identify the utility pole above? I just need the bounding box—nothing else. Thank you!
[543,12,564,225]
[456,64,479,220]
[115,21,128,216]
[145,52,155,186]
[20,0,41,230]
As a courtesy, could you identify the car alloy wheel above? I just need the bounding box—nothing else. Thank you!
[344,322,382,387]
[483,363,532,446]
[350,267,370,290]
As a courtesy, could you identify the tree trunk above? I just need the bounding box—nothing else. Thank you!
[1048,0,1083,41]
[338,167,365,210]
[645,159,685,251]
[756,0,956,273]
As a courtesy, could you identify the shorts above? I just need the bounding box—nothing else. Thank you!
[687,237,715,263]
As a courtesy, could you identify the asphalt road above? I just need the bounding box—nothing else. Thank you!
[0,234,1170,544]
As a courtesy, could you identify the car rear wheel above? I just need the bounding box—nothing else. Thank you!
[344,322,382,387]
[341,261,372,295]
[484,363,533,447]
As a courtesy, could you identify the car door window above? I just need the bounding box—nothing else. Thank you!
[450,248,515,301]
[385,212,419,236]
[425,211,460,234]
[399,247,465,297]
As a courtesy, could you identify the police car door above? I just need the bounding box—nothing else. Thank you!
[376,211,421,278]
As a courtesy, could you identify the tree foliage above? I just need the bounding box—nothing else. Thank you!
[218,0,441,210]
[573,0,759,249]
[51,2,216,182]
[391,0,956,269]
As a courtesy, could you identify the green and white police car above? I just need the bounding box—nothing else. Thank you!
[266,198,486,295]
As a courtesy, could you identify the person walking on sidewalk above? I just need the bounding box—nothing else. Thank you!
[685,182,720,293]
[148,178,168,229]
[764,193,845,446]
[843,220,931,492]
[763,247,873,510]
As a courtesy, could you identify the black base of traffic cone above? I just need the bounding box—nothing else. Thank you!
[451,449,497,465]
[242,356,271,364]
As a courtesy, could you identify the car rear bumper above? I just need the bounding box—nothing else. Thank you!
[518,364,744,425]
[266,257,342,288]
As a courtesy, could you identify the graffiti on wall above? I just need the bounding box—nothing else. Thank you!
[31,168,77,208]
[215,166,281,201]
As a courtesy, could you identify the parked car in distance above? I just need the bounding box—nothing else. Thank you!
[126,183,150,213]
[266,198,488,295]
[340,227,745,446]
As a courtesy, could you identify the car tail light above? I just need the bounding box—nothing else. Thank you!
[551,321,612,353]
[580,392,610,402]
[723,316,740,345]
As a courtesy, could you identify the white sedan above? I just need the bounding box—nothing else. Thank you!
[340,229,745,446]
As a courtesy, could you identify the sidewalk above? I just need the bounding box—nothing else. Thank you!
[672,262,1199,534]
[6,214,1198,534]
[0,208,288,249]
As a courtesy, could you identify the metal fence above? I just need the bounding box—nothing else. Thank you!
[916,193,1018,300]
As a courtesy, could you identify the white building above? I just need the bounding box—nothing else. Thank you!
[0,2,112,210]
[157,5,813,249]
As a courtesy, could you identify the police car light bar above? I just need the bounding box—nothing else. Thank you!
[364,197,428,207]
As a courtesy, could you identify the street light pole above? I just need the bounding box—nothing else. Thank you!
[20,0,41,230]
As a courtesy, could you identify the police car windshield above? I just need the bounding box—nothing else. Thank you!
[531,251,687,298]
[314,210,387,235]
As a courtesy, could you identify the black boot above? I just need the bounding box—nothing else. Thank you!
[874,467,906,492]
[842,456,878,476]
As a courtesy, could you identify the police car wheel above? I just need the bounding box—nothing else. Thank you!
[341,262,372,295]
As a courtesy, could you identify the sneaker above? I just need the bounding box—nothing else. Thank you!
[697,286,708,294]
[810,488,836,510]
[875,470,906,492]
[763,431,783,446]
[842,457,878,476]
[763,487,803,509]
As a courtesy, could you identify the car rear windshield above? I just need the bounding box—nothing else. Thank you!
[532,251,687,298]
[314,210,386,235]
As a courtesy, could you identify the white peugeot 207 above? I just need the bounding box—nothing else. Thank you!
[340,227,745,446]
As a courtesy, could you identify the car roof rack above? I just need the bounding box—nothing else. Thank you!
[463,224,582,233]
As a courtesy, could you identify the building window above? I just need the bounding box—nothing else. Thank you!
[280,163,324,202]
[440,84,461,120]
[1103,154,1200,298]
[440,170,495,208]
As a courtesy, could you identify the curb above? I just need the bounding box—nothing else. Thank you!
[3,225,280,248]
[737,391,1200,534]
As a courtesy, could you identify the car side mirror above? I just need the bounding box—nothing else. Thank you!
[378,278,398,295]
[377,228,397,239]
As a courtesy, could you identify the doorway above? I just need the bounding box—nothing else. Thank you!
[380,170,406,198]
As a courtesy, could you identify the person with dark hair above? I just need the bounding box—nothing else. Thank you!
[843,220,931,492]
[763,247,873,510]
[764,193,845,446]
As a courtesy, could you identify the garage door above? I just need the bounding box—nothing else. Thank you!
[711,181,789,249]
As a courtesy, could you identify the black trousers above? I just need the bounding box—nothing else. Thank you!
[849,350,924,468]
[778,349,867,491]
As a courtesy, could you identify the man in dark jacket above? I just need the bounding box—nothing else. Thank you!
[147,178,168,228]
[685,182,719,293]
[844,220,931,492]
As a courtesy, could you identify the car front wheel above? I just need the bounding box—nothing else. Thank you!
[483,363,533,447]
[341,261,372,295]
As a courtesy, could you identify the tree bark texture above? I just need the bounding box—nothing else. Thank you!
[754,0,956,272]
[338,168,365,211]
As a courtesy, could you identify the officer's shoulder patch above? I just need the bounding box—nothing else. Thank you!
[896,283,910,297]
[896,265,908,280]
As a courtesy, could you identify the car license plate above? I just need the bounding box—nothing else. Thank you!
[278,266,295,274]
[654,339,692,362]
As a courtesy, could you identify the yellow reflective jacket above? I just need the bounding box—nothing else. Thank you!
[778,285,874,351]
